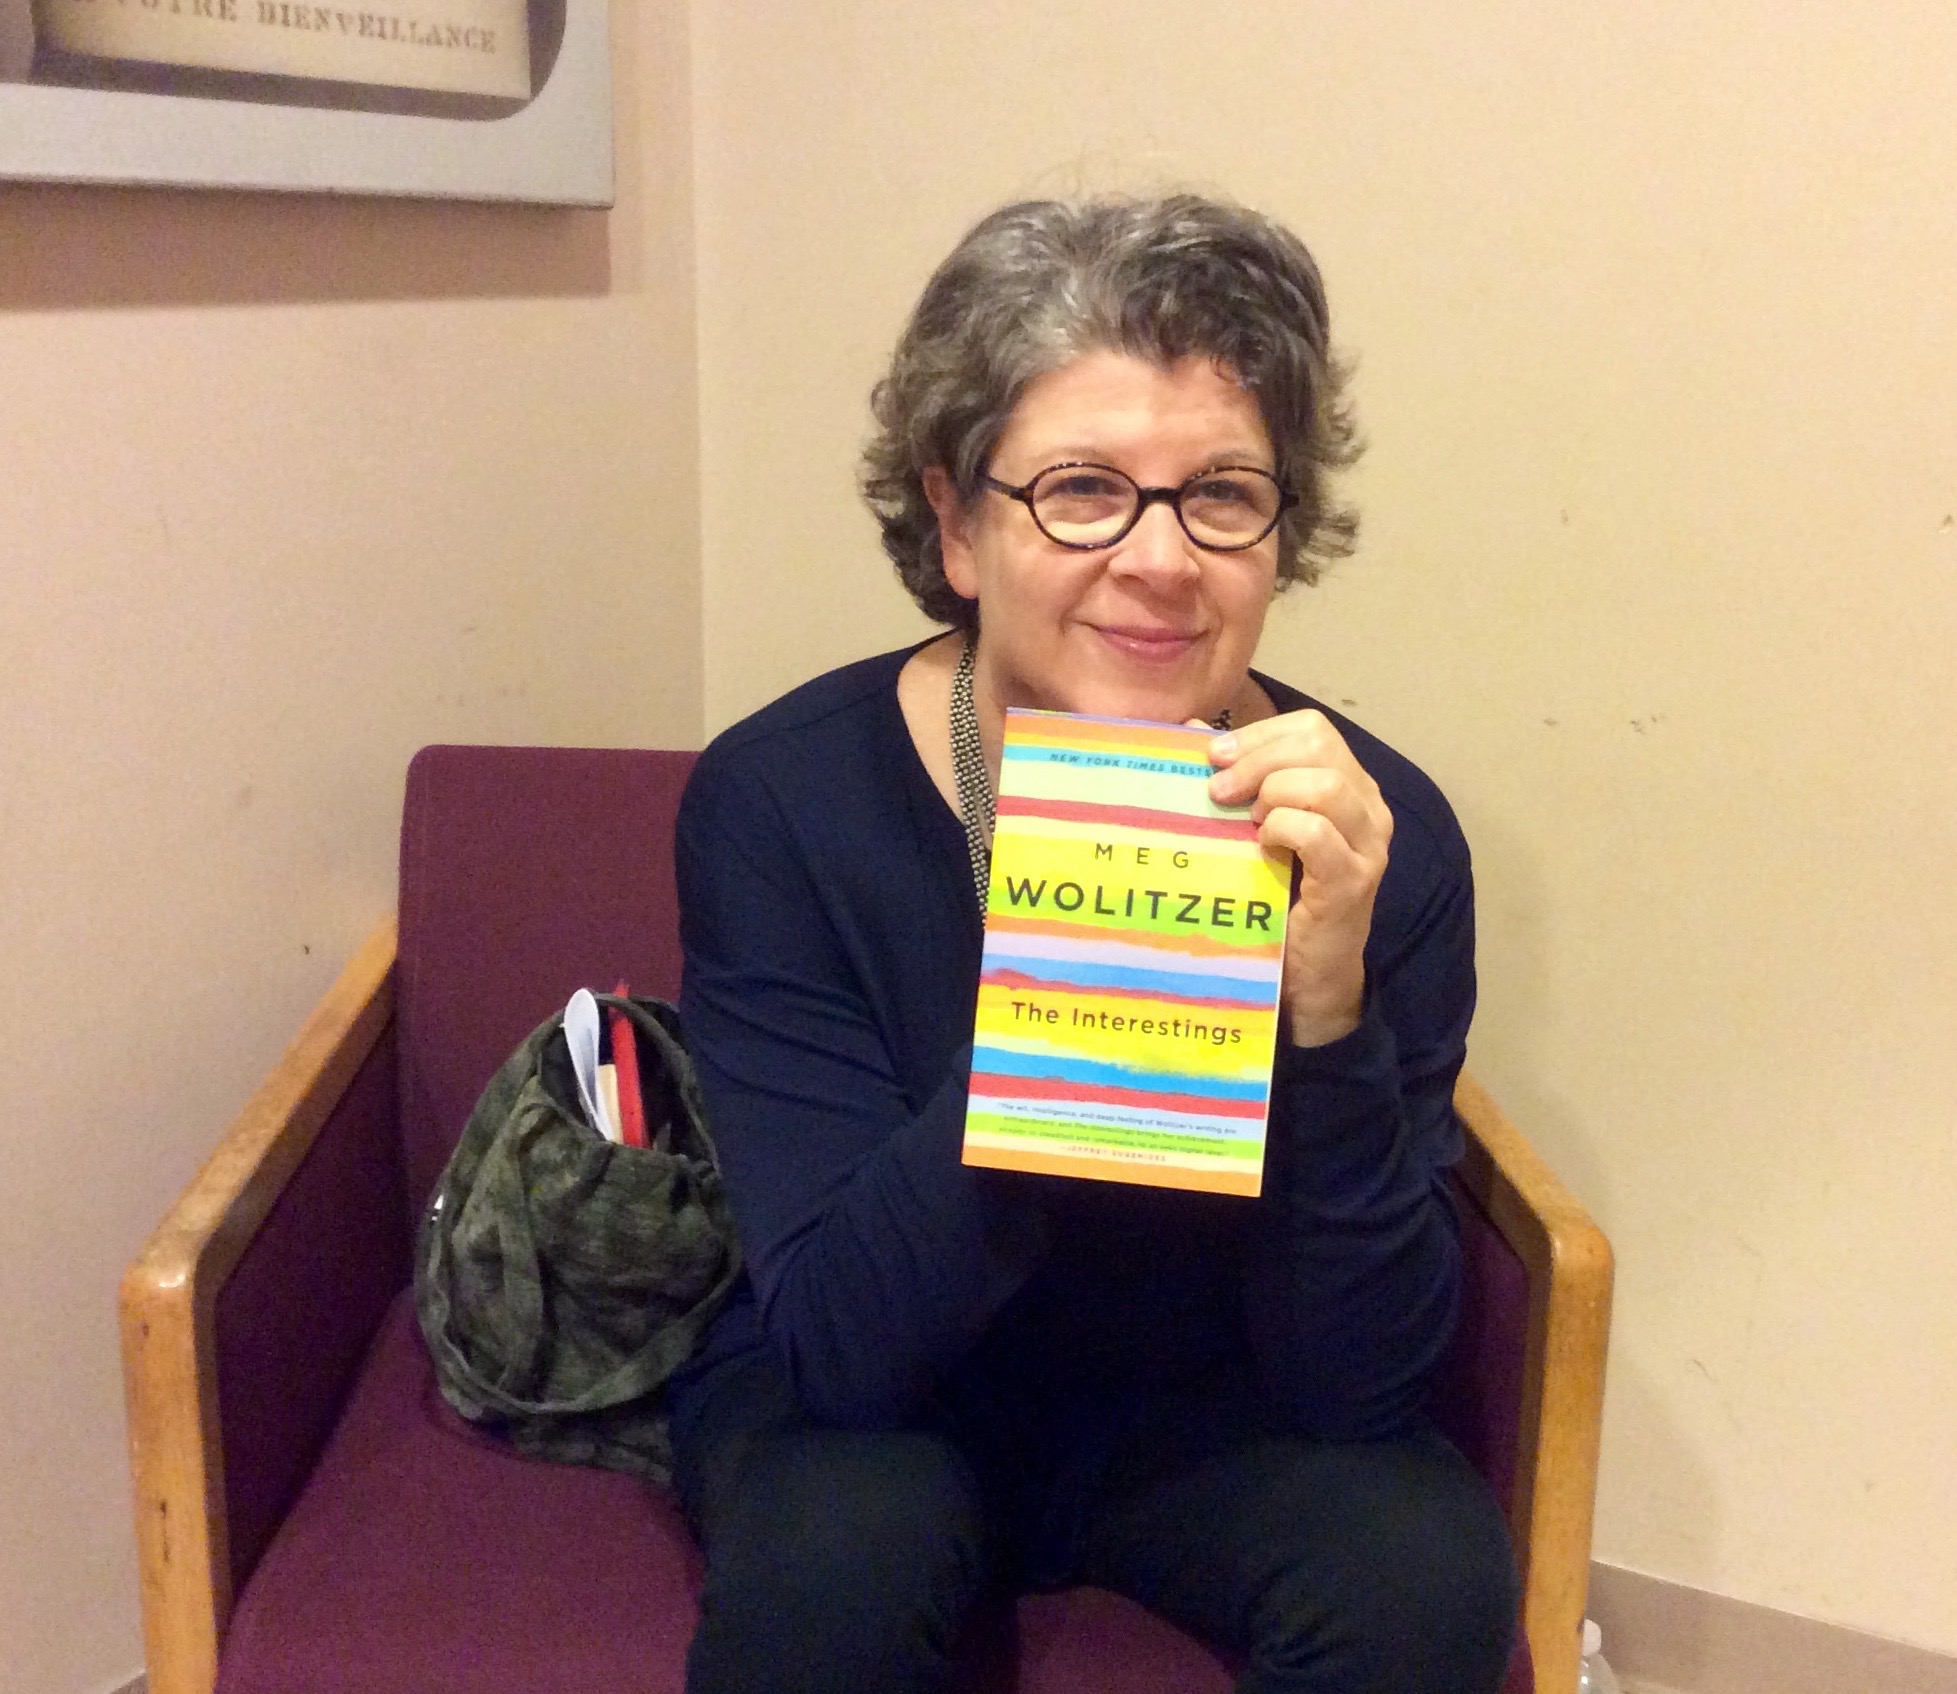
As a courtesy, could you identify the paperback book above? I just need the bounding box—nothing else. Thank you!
[962,709,1289,1197]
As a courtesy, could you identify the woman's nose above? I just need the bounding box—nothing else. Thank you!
[1112,499,1200,582]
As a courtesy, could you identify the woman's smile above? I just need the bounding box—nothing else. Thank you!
[1086,622,1206,666]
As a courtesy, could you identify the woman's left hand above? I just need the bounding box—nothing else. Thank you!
[1203,710,1393,1048]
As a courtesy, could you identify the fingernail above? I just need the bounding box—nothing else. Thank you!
[1210,733,1238,760]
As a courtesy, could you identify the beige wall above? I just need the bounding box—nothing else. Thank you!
[6,4,1955,1689]
[0,8,700,1689]
[690,0,1957,1660]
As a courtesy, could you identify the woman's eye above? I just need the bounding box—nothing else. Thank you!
[1188,476,1259,509]
[1045,473,1126,500]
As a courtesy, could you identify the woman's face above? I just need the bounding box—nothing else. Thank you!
[932,349,1280,727]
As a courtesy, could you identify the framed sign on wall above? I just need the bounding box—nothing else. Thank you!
[0,0,611,204]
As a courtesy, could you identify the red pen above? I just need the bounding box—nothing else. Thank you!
[608,981,649,1149]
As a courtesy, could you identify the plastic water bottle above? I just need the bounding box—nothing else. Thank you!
[1577,1619,1623,1694]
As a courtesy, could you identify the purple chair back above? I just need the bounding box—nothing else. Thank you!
[394,744,697,1211]
[1430,1182,1532,1523]
[1432,1180,1536,1694]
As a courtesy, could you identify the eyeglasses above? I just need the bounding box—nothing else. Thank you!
[981,461,1295,553]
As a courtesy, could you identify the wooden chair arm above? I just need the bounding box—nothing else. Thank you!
[120,917,398,1694]
[1452,1070,1614,1694]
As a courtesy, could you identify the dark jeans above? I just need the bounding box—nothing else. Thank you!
[672,1350,1517,1694]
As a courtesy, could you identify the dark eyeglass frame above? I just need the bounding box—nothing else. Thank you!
[981,460,1297,553]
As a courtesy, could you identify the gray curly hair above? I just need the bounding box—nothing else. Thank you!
[861,193,1362,629]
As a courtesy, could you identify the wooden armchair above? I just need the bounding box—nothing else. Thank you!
[122,744,1612,1694]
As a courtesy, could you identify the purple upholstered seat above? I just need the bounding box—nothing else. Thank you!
[213,745,1532,1694]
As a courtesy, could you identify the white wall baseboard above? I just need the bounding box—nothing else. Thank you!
[1590,1562,1957,1694]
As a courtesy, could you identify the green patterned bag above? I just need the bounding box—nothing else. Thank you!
[414,994,741,1482]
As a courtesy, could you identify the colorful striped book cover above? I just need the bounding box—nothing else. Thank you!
[962,709,1290,1197]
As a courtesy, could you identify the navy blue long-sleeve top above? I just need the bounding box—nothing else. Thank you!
[669,646,1475,1544]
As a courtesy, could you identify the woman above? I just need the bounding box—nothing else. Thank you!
[668,194,1517,1694]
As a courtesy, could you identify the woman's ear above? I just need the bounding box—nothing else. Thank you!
[923,467,980,601]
